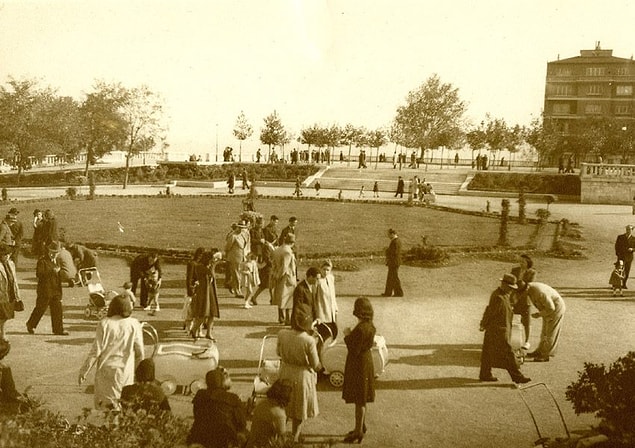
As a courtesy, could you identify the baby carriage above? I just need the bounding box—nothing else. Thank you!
[316,322,389,388]
[247,334,280,414]
[142,323,220,395]
[80,267,118,320]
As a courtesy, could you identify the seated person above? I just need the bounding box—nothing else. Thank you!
[187,367,248,448]
[245,379,292,448]
[120,358,170,413]
[0,341,24,414]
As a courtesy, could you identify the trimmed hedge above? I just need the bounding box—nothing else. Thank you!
[467,172,581,196]
[0,163,320,187]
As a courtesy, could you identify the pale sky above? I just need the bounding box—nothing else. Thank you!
[2,0,635,157]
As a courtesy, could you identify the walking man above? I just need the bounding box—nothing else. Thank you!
[614,224,635,288]
[479,274,531,384]
[382,228,403,297]
[26,241,68,336]
[394,176,404,198]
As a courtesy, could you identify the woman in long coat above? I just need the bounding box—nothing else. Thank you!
[78,295,144,410]
[277,303,320,442]
[271,234,297,324]
[0,244,20,343]
[191,250,220,340]
[342,297,376,443]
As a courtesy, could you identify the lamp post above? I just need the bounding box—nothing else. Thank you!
[215,123,219,162]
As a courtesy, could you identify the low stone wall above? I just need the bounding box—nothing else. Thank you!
[580,163,635,204]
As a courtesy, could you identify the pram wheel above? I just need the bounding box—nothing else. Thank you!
[83,307,92,319]
[190,379,206,395]
[329,371,345,388]
[159,375,177,396]
[96,308,107,320]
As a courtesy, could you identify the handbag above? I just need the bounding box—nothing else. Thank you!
[13,300,24,312]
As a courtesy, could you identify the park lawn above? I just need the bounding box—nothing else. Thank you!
[25,196,538,255]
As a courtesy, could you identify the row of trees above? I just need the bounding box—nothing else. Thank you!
[0,79,166,187]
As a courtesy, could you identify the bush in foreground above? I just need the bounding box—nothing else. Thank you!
[565,351,635,447]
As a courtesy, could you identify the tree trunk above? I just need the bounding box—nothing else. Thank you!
[84,149,91,177]
[239,140,242,162]
[347,144,351,167]
[123,153,130,189]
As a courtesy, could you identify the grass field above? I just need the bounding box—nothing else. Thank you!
[23,196,539,256]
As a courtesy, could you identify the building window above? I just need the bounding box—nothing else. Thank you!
[617,67,630,76]
[556,67,572,76]
[616,85,633,96]
[553,103,570,114]
[585,104,602,114]
[586,67,606,76]
[587,85,602,95]
[554,84,573,96]
[615,104,630,114]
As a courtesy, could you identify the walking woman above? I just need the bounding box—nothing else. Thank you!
[190,250,221,340]
[78,294,144,409]
[342,297,376,443]
[0,244,20,343]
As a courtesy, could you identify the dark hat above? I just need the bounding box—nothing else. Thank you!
[7,207,19,215]
[47,241,61,252]
[353,297,374,320]
[270,215,279,221]
[206,366,231,390]
[500,273,518,289]
[289,216,298,223]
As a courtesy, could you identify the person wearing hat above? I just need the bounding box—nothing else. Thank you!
[614,225,635,288]
[478,273,531,384]
[187,366,248,448]
[6,208,22,268]
[79,294,144,410]
[520,282,566,363]
[129,252,162,309]
[342,297,376,443]
[276,302,321,442]
[382,228,403,297]
[225,223,248,297]
[26,241,68,336]
[277,216,298,251]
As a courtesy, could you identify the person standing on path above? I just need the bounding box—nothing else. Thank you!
[26,241,68,336]
[6,208,22,268]
[510,254,536,350]
[271,234,297,325]
[614,224,635,288]
[479,274,531,384]
[394,176,404,198]
[373,181,379,198]
[520,282,566,363]
[263,215,279,245]
[0,244,20,343]
[129,253,162,309]
[382,228,403,297]
[278,216,298,254]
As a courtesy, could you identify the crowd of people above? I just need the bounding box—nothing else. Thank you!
[0,201,578,447]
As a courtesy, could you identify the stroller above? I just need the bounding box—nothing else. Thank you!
[317,322,389,388]
[80,267,118,320]
[142,323,220,395]
[247,334,280,414]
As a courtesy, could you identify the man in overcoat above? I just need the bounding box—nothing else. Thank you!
[382,229,403,297]
[290,267,319,326]
[130,252,162,308]
[26,241,67,335]
[614,224,635,288]
[479,274,530,384]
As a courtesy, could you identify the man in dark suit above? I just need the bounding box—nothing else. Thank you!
[263,215,279,245]
[383,228,404,297]
[7,208,23,268]
[290,266,319,326]
[394,177,405,198]
[26,241,67,335]
[277,217,298,248]
[615,225,635,288]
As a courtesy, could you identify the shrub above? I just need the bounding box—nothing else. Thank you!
[565,352,635,446]
[66,187,78,200]
[404,236,449,264]
[535,208,551,222]
[498,198,510,246]
[0,397,191,448]
[1,188,7,202]
[467,172,581,196]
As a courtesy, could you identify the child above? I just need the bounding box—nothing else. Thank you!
[373,181,379,198]
[121,281,137,308]
[144,267,162,314]
[314,180,321,196]
[337,189,343,200]
[358,185,365,198]
[240,253,260,309]
[609,260,625,296]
